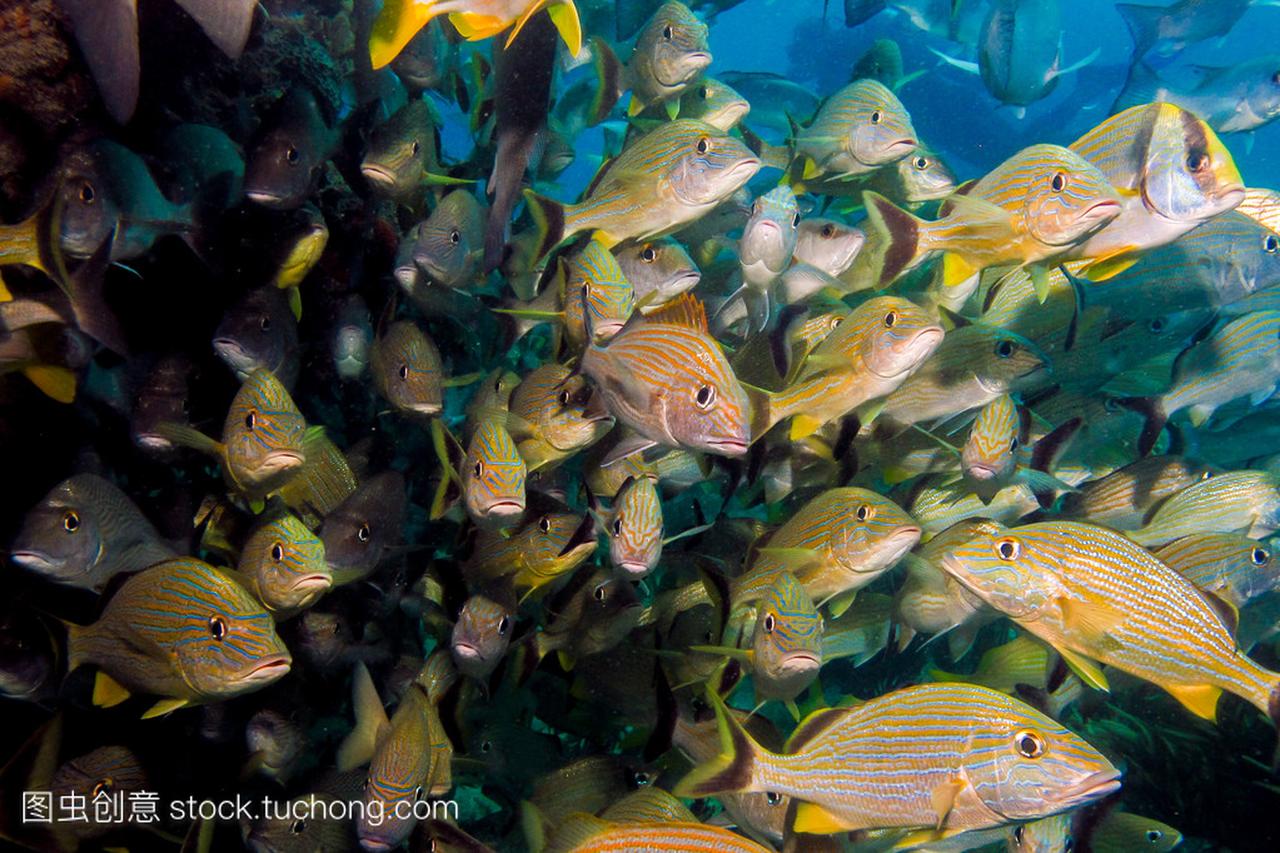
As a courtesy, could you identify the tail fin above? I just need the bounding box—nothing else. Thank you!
[1112,61,1164,115]
[1118,397,1166,457]
[672,688,762,799]
[522,189,567,261]
[336,662,390,771]
[742,382,776,444]
[368,0,439,70]
[589,36,623,125]
[1115,3,1162,57]
[860,190,926,288]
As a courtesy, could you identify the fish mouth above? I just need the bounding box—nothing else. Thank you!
[966,463,1000,481]
[257,450,306,475]
[290,574,332,595]
[662,271,702,297]
[617,559,653,578]
[1055,769,1122,807]
[359,838,395,852]
[405,401,443,416]
[593,320,626,340]
[1078,198,1124,225]
[860,526,922,572]
[705,437,749,457]
[135,433,176,452]
[245,189,285,206]
[241,655,291,684]
[212,339,255,377]
[725,157,763,187]
[658,54,712,88]
[483,500,526,520]
[869,326,945,379]
[778,651,821,672]
[9,551,59,572]
[361,162,398,188]
[884,137,918,158]
[452,642,483,661]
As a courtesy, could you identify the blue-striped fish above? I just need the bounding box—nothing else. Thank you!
[941,521,1280,725]
[1128,469,1280,547]
[614,238,702,311]
[506,363,614,472]
[1006,812,1072,853]
[369,0,582,70]
[1126,311,1280,455]
[958,394,1079,503]
[10,474,176,593]
[361,99,468,202]
[237,513,330,619]
[1155,532,1280,609]
[590,2,712,120]
[464,505,596,594]
[542,814,770,852]
[462,419,528,529]
[562,240,636,346]
[675,682,1119,840]
[792,78,917,182]
[580,293,750,462]
[749,295,944,441]
[596,787,695,824]
[451,589,515,680]
[860,144,1123,290]
[65,558,291,717]
[157,368,310,503]
[371,319,445,417]
[1066,103,1243,279]
[1237,185,1280,234]
[338,656,457,850]
[49,745,150,840]
[599,475,664,579]
[678,77,751,131]
[524,120,760,256]
[1058,455,1217,530]
[412,190,487,290]
[894,519,1001,659]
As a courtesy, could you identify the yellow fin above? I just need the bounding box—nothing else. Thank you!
[287,286,302,321]
[1078,251,1140,282]
[590,229,621,249]
[1030,265,1050,304]
[784,699,800,722]
[665,98,680,120]
[369,0,439,70]
[930,777,967,828]
[790,414,824,440]
[1163,682,1222,721]
[801,157,821,181]
[1060,596,1126,652]
[448,11,508,40]
[22,365,76,403]
[556,650,576,671]
[337,662,391,771]
[1057,646,1110,692]
[546,1,583,57]
[628,96,646,117]
[825,590,857,618]
[893,827,967,849]
[793,801,863,834]
[141,697,189,719]
[883,465,916,486]
[941,252,978,288]
[93,671,131,708]
[0,271,11,302]
[690,644,755,665]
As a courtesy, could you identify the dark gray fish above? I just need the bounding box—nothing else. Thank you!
[0,604,58,702]
[245,88,340,210]
[213,287,300,390]
[130,354,194,457]
[319,471,407,585]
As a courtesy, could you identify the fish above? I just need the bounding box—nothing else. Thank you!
[559,238,637,346]
[791,78,918,183]
[590,2,712,121]
[596,474,664,579]
[338,657,456,850]
[244,708,309,783]
[716,186,801,333]
[1006,812,1072,853]
[675,682,1120,839]
[1125,311,1280,454]
[1066,103,1245,279]
[542,814,771,852]
[457,419,528,529]
[859,147,959,206]
[412,190,488,290]
[65,557,291,717]
[1128,469,1280,547]
[371,319,445,416]
[390,18,456,91]
[1237,186,1280,234]
[524,120,760,257]
[579,293,750,462]
[270,205,329,317]
[319,470,407,585]
[1114,58,1280,134]
[678,77,751,131]
[941,521,1280,725]
[533,569,642,666]
[614,238,702,311]
[332,293,374,381]
[244,88,341,210]
[53,0,256,123]
[722,70,821,135]
[48,744,150,844]
[748,295,944,441]
[10,473,177,593]
[504,363,614,472]
[0,604,58,702]
[245,788,360,853]
[1117,0,1259,58]
[236,513,331,619]
[156,368,310,504]
[1085,810,1183,853]
[361,99,467,204]
[464,504,596,595]
[858,144,1123,291]
[451,589,516,680]
[1058,455,1217,530]
[213,287,300,390]
[1155,532,1280,610]
[368,0,583,71]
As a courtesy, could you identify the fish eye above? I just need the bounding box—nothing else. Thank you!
[78,181,95,204]
[856,504,873,521]
[259,315,272,332]
[1149,317,1166,332]
[1050,172,1066,193]
[473,460,484,478]
[1009,436,1020,452]
[883,310,898,327]
[995,339,1015,358]
[1064,840,1075,853]
[821,224,835,238]
[245,410,257,430]
[291,819,306,834]
[357,522,371,543]
[208,615,228,641]
[91,779,113,798]
[285,145,300,165]
[411,140,421,155]
[699,86,709,99]
[763,613,775,633]
[870,110,882,124]
[1013,826,1024,846]
[449,229,461,245]
[766,791,783,806]
[1186,150,1209,172]
[480,740,492,753]
[539,515,552,533]
[1264,234,1279,254]
[996,537,1020,560]
[494,377,504,392]
[1014,728,1045,758]
[914,156,929,169]
[398,363,409,380]
[271,542,284,561]
[593,583,608,601]
[634,770,655,786]
[792,212,802,228]
[498,616,510,635]
[694,384,715,408]
[1146,830,1163,843]
[557,389,571,406]
[612,517,623,536]
[696,137,710,155]
[63,510,80,532]
[1253,547,1270,565]
[662,24,673,39]
[641,245,657,262]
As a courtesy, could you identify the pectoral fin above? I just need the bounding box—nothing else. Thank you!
[1060,596,1126,653]
[930,776,968,829]
[23,365,76,404]
[141,697,190,719]
[93,671,131,708]
[1077,250,1140,282]
[792,802,864,834]
[789,414,825,440]
[1057,646,1110,692]
[1164,682,1222,721]
[941,252,979,288]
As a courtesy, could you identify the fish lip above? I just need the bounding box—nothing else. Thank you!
[243,656,292,683]
[1056,770,1122,806]
[1079,198,1124,223]
[452,642,482,661]
[705,438,749,456]
[359,838,395,852]
[134,433,176,452]
[483,500,526,519]
[360,162,397,187]
[593,320,626,340]
[405,402,443,416]
[245,189,285,205]
[779,651,821,670]
[212,339,255,376]
[258,450,306,474]
[967,463,999,480]
[868,326,945,379]
[9,551,57,572]
[290,574,333,594]
[885,138,918,157]
[617,559,653,578]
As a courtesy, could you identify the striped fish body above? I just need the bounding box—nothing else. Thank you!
[276,429,359,528]
[10,474,176,593]
[1129,469,1280,547]
[604,475,664,578]
[760,296,943,439]
[1238,186,1280,234]
[962,394,1021,497]
[551,121,760,247]
[546,816,772,853]
[794,79,917,180]
[1067,103,1244,269]
[462,420,527,530]
[931,634,1057,697]
[1155,533,1280,608]
[411,189,485,289]
[65,558,291,708]
[528,755,638,831]
[894,520,1001,650]
[222,368,309,500]
[749,573,823,701]
[1157,310,1280,425]
[561,240,636,347]
[732,487,921,608]
[941,521,1280,723]
[596,787,694,823]
[371,320,444,416]
[625,2,712,111]
[878,324,1048,428]
[508,363,613,472]
[465,509,595,594]
[1058,455,1216,530]
[581,295,750,457]
[739,186,800,289]
[238,513,330,618]
[909,480,1040,535]
[675,682,1119,837]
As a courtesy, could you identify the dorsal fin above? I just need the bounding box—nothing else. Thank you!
[644,293,708,331]
[783,705,848,754]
